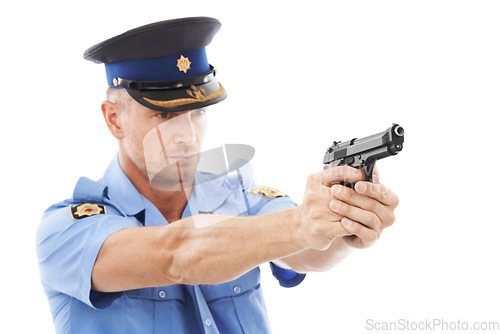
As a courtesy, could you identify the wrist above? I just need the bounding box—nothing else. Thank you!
[289,206,309,250]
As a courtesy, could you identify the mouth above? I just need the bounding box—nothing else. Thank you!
[166,154,198,163]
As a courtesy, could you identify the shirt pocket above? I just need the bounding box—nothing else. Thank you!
[124,285,186,302]
[199,267,272,333]
[123,286,192,334]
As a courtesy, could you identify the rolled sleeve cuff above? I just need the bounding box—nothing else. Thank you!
[79,216,138,309]
[269,262,306,288]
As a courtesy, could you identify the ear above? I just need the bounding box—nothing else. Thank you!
[102,100,125,139]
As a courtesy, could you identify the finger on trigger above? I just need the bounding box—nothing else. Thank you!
[372,165,380,184]
[320,166,364,187]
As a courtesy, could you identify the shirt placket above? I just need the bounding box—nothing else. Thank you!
[154,288,170,333]
[193,285,220,334]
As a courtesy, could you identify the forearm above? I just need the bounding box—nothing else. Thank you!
[93,167,366,292]
[165,208,306,285]
[93,207,307,292]
[273,237,353,273]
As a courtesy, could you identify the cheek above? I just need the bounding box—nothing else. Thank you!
[142,126,164,155]
[195,117,208,142]
[123,118,156,156]
[126,126,146,149]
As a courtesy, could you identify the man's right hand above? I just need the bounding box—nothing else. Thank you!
[294,166,365,250]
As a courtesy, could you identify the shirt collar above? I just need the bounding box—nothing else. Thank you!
[102,155,147,218]
[187,162,254,215]
[101,155,236,225]
[188,172,233,215]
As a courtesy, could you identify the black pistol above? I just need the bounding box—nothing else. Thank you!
[323,123,404,189]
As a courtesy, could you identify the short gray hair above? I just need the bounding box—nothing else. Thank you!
[106,87,131,111]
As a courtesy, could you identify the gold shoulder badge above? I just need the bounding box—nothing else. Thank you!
[176,55,191,73]
[70,203,106,220]
[248,186,288,199]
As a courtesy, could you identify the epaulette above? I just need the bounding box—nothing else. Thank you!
[247,186,288,199]
[70,177,109,220]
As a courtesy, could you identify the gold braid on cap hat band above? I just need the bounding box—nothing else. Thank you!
[143,84,226,108]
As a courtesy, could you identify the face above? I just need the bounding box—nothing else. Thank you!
[119,99,208,191]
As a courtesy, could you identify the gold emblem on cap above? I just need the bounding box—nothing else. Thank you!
[177,55,191,73]
[143,85,226,108]
[186,85,206,99]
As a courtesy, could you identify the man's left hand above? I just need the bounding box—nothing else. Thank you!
[328,173,399,249]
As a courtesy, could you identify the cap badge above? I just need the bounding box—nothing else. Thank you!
[70,203,106,220]
[176,55,191,73]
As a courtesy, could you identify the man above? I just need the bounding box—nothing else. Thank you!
[36,17,399,333]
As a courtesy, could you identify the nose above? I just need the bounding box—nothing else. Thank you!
[172,112,196,145]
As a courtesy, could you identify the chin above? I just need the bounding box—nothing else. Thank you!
[148,164,197,191]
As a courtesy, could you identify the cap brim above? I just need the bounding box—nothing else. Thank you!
[127,78,226,112]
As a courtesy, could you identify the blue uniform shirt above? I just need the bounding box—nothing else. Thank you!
[36,156,306,333]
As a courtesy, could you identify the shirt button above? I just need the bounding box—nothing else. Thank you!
[158,290,166,299]
[205,318,212,327]
[233,286,242,294]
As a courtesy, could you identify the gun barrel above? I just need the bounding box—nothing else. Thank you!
[323,123,404,167]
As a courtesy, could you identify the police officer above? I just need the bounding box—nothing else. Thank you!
[36,17,399,333]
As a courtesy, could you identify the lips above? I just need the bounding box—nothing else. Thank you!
[166,153,198,163]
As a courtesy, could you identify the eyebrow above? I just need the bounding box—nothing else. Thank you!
[148,109,182,115]
[150,109,203,115]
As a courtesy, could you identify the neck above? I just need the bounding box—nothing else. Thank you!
[118,151,194,223]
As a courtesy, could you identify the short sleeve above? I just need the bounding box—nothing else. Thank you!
[252,194,298,216]
[252,195,307,288]
[269,262,307,288]
[36,204,139,309]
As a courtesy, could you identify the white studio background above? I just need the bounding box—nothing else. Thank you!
[1,1,499,333]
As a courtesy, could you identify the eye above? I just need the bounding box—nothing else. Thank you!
[156,112,170,119]
[192,108,206,116]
